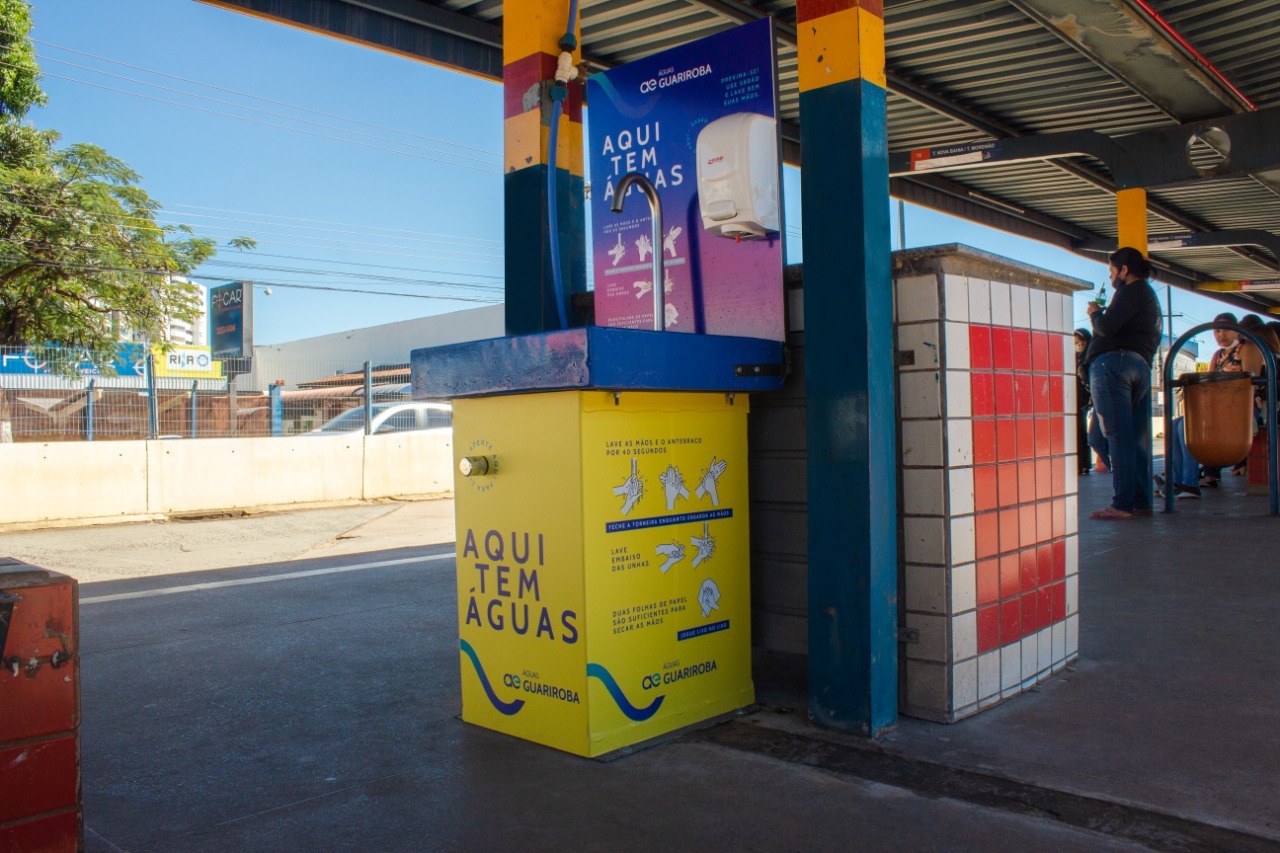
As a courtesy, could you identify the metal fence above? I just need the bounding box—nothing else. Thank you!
[0,346,423,442]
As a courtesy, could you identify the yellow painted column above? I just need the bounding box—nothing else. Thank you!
[1116,187,1148,254]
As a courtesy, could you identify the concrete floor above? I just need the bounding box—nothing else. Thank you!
[5,474,1279,851]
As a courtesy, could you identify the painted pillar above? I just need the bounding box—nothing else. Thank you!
[502,2,586,334]
[1116,187,1148,254]
[796,0,898,735]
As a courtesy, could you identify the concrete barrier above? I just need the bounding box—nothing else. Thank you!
[1,433,455,529]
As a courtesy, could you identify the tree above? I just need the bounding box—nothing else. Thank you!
[0,0,251,356]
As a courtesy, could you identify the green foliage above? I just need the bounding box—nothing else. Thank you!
[0,1,253,356]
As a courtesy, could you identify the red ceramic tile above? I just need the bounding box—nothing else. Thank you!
[1037,544,1054,587]
[1049,333,1065,374]
[997,463,1019,508]
[1052,459,1066,497]
[1015,375,1034,417]
[994,373,1016,416]
[977,559,1000,606]
[992,327,1014,370]
[1052,539,1067,580]
[1032,331,1050,373]
[971,372,995,417]
[1050,417,1065,456]
[1052,498,1067,539]
[1017,419,1036,460]
[978,604,1001,653]
[1032,376,1051,414]
[976,512,1000,560]
[1000,555,1021,600]
[970,325,993,370]
[1049,375,1065,415]
[1036,500,1052,541]
[1051,581,1066,622]
[1019,461,1037,504]
[1001,599,1022,645]
[1012,330,1032,372]
[1019,505,1038,548]
[973,419,997,465]
[1035,419,1052,458]
[1036,459,1052,500]
[999,508,1020,555]
[974,465,999,511]
[1020,549,1038,593]
[1021,592,1040,635]
[1038,586,1053,630]
[997,420,1018,463]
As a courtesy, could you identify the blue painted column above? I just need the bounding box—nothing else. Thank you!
[797,0,898,735]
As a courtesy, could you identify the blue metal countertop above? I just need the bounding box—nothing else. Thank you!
[411,327,786,399]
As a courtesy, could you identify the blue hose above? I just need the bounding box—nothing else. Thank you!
[545,0,579,331]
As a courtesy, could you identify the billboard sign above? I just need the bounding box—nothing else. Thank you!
[152,345,223,379]
[586,19,784,342]
[0,343,146,377]
[209,281,253,361]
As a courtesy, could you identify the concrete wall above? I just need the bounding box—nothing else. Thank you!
[1,432,454,528]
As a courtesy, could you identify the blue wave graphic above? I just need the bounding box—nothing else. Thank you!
[589,75,659,120]
[460,639,525,716]
[587,663,665,722]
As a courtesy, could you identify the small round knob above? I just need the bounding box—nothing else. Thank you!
[459,455,491,477]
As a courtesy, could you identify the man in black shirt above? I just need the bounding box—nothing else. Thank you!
[1085,246,1162,519]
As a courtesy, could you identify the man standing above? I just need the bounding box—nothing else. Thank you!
[1085,246,1162,519]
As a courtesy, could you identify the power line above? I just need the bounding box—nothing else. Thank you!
[32,37,501,158]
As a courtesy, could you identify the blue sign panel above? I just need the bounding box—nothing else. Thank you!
[0,343,147,377]
[210,281,253,360]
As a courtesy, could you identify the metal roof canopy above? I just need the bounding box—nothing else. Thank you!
[201,0,1280,315]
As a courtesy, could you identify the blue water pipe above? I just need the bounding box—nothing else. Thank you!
[546,0,580,331]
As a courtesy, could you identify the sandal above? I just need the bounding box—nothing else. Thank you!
[1089,506,1134,520]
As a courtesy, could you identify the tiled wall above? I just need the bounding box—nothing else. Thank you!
[897,270,1080,722]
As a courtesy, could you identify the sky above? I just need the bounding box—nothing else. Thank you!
[25,0,1238,353]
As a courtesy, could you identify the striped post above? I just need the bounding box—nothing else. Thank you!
[503,2,586,334]
[797,0,898,735]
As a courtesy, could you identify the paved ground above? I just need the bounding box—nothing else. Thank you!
[4,472,1279,851]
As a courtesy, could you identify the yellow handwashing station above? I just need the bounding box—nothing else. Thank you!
[411,327,785,757]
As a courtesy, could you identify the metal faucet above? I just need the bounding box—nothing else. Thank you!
[610,172,666,331]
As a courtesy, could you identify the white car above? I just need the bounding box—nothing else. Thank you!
[308,402,452,436]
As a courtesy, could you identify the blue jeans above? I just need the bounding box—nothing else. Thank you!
[1089,351,1153,513]
[1087,410,1110,470]
[1168,417,1199,488]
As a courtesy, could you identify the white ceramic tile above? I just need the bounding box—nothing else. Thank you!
[905,660,947,711]
[1061,295,1076,333]
[903,516,947,565]
[968,278,991,324]
[900,372,942,420]
[951,562,976,614]
[1063,334,1076,373]
[978,650,1001,699]
[1052,621,1066,663]
[1000,640,1022,692]
[1010,284,1032,328]
[943,274,969,322]
[1029,289,1047,331]
[1066,495,1079,534]
[1065,534,1079,576]
[1038,627,1053,673]
[896,322,941,372]
[989,280,1012,326]
[944,322,970,370]
[945,371,972,419]
[950,515,976,566]
[902,468,945,516]
[952,658,978,709]
[946,419,974,468]
[1021,635,1038,680]
[788,288,805,332]
[1066,614,1079,657]
[1066,575,1079,616]
[1065,459,1079,496]
[905,564,947,614]
[897,275,939,323]
[1046,289,1064,332]
[906,612,946,662]
[949,467,975,517]
[1065,416,1078,454]
[952,610,977,662]
[901,420,944,468]
[1065,378,1077,412]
